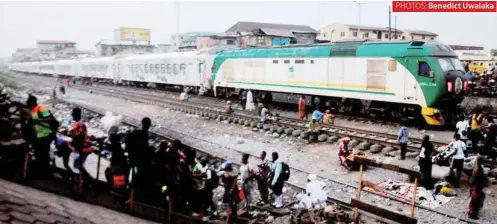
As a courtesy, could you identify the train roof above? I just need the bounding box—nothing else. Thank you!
[216,40,458,58]
[120,51,202,60]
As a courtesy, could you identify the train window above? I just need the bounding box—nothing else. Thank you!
[418,62,432,77]
[273,60,278,64]
[284,60,290,64]
[295,60,304,64]
[310,60,314,64]
[388,60,397,72]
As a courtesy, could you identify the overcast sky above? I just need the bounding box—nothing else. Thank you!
[0,1,495,57]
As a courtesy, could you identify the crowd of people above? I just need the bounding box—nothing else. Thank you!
[465,62,496,94]
[21,93,292,221]
[394,107,495,220]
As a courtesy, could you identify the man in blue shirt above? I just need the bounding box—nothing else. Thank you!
[397,122,409,160]
[270,152,284,208]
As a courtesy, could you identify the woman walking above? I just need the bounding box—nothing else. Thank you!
[419,135,434,189]
[468,155,488,220]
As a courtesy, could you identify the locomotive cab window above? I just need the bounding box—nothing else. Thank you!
[418,62,432,77]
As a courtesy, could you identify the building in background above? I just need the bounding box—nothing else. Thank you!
[94,40,155,57]
[318,23,437,42]
[36,40,77,60]
[169,32,223,51]
[114,27,151,45]
[11,48,39,62]
[155,44,172,53]
[196,34,239,51]
[96,27,154,56]
[224,21,318,47]
[449,45,485,56]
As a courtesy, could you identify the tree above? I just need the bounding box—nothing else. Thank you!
[490,49,497,57]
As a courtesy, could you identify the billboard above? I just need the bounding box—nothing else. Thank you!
[119,28,151,41]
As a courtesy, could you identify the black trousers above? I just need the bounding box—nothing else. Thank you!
[418,158,433,189]
[257,179,269,202]
[272,181,284,196]
[469,130,481,153]
[33,136,53,177]
[400,143,408,160]
[241,99,246,110]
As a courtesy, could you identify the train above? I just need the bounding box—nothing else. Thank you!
[8,39,467,126]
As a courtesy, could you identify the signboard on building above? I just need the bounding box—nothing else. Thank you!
[119,28,151,41]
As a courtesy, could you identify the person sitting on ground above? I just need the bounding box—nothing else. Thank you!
[312,108,324,123]
[307,119,320,143]
[225,101,233,115]
[338,137,352,170]
[322,110,334,125]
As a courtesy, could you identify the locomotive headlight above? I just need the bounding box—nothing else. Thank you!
[454,78,463,94]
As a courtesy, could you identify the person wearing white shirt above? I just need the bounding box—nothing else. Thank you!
[456,116,470,142]
[239,154,255,207]
[447,134,467,188]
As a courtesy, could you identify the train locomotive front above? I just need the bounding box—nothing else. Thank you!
[210,40,467,126]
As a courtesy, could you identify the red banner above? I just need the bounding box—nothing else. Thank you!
[392,1,497,12]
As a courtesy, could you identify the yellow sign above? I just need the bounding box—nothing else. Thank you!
[119,28,150,41]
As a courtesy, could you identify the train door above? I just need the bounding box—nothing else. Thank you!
[404,57,419,101]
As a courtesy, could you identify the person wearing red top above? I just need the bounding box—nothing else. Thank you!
[338,137,352,170]
[69,107,92,189]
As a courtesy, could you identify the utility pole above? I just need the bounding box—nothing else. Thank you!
[394,16,397,40]
[388,6,392,40]
[353,1,366,39]
[175,1,180,51]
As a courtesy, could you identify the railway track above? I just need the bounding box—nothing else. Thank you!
[55,100,383,223]
[61,99,476,224]
[90,81,406,127]
[75,84,447,153]
[2,72,482,223]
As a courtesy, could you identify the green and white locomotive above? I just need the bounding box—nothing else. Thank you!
[211,40,467,126]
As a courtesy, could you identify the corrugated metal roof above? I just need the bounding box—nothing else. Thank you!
[37,40,76,44]
[225,21,317,33]
[344,24,437,36]
[344,24,402,32]
[258,28,296,38]
[402,29,438,36]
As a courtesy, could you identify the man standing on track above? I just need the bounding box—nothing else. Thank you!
[483,116,497,160]
[397,122,409,160]
[470,108,484,153]
[240,89,247,110]
[256,151,270,204]
[447,134,466,188]
[270,152,284,208]
[298,96,306,120]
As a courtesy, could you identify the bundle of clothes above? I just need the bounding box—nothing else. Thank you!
[374,180,454,209]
